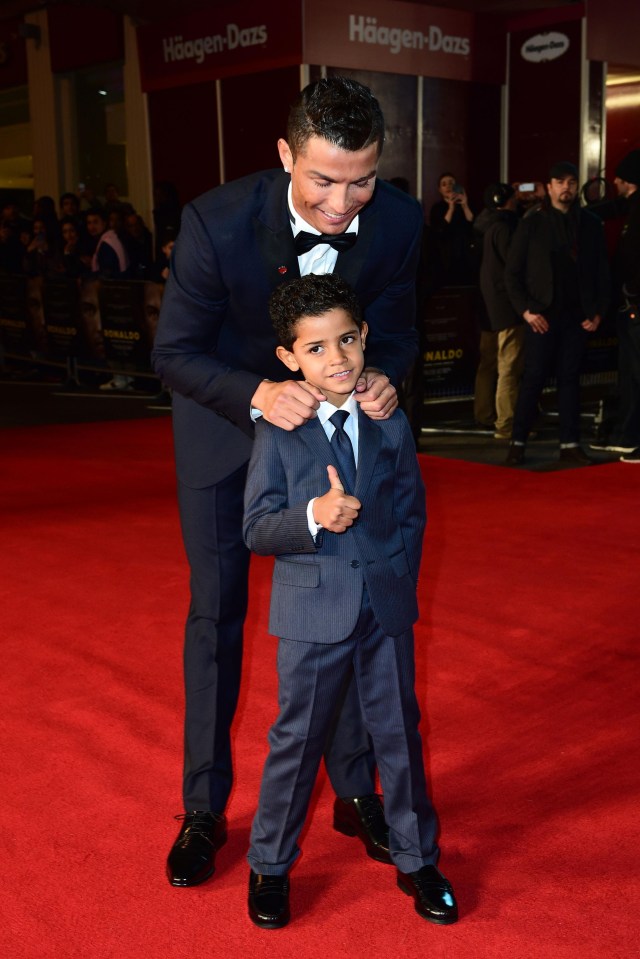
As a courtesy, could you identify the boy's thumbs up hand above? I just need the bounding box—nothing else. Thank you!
[326,464,344,491]
[312,465,361,533]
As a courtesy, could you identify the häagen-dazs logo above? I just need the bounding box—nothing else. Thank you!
[521,32,569,63]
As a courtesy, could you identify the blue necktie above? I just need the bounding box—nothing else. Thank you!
[329,410,356,492]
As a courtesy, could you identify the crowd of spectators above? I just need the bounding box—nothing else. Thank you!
[2,165,636,445]
[423,154,639,465]
[0,181,181,283]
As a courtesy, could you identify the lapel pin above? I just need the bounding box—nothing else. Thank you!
[278,265,288,274]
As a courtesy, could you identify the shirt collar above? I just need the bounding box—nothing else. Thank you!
[317,391,358,427]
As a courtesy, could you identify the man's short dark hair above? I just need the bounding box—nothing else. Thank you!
[286,77,385,160]
[270,274,363,351]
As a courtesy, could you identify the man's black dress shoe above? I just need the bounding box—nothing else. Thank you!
[333,794,391,864]
[248,870,290,929]
[505,443,525,466]
[397,864,458,925]
[166,810,227,887]
[559,446,593,466]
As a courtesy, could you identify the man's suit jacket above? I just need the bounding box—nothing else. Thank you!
[151,170,423,489]
[242,406,426,642]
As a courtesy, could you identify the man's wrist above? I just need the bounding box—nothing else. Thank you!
[250,378,273,414]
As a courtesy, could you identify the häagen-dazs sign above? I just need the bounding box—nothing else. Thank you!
[521,31,570,63]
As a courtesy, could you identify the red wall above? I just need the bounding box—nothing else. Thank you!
[220,66,300,182]
[147,66,299,205]
[148,81,219,205]
[508,18,583,182]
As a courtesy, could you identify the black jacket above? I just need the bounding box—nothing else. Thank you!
[505,203,610,320]
[475,208,522,332]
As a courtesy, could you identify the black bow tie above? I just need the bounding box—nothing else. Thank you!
[294,230,357,256]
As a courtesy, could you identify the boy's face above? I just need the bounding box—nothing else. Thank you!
[276,308,367,408]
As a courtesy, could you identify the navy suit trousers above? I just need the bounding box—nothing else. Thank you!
[248,594,440,875]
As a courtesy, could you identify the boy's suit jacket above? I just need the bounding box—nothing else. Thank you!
[243,407,426,642]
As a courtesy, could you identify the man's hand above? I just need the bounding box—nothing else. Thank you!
[582,314,601,333]
[252,379,325,430]
[313,466,361,533]
[354,368,398,420]
[523,309,549,334]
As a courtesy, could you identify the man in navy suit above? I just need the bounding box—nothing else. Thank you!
[243,273,457,928]
[152,77,425,887]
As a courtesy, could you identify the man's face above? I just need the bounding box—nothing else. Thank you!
[276,308,367,408]
[547,176,578,210]
[80,279,105,359]
[143,281,163,345]
[61,197,78,217]
[86,214,105,237]
[278,135,378,235]
[614,177,637,198]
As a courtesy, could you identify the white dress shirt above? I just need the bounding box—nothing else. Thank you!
[287,182,360,278]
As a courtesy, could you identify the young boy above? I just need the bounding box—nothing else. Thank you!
[243,274,457,929]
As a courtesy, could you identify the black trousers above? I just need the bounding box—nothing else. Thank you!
[615,307,640,447]
[512,311,588,445]
[176,464,375,813]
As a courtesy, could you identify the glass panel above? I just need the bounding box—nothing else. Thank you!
[74,62,128,205]
[0,85,32,213]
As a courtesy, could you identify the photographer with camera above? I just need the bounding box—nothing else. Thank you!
[429,172,477,285]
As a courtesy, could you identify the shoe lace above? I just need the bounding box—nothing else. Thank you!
[256,874,289,893]
[355,794,386,829]
[173,810,223,845]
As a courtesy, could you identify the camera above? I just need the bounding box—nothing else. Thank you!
[519,182,535,193]
[452,183,464,194]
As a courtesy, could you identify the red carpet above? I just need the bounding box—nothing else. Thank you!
[1,417,638,959]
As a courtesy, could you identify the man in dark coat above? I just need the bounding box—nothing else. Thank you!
[474,183,524,439]
[504,161,610,466]
[589,149,640,461]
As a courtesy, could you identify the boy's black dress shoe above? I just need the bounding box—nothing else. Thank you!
[166,811,227,887]
[333,794,391,864]
[397,865,458,924]
[248,871,290,929]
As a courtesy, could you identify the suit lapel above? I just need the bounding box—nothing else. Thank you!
[254,174,301,291]
[355,406,381,500]
[334,199,377,288]
[298,415,334,470]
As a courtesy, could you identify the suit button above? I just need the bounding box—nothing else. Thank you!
[350,560,360,568]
